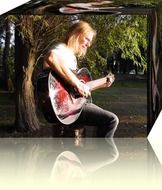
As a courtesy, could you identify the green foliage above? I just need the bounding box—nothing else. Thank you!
[107,15,147,71]
[2,14,148,81]
[84,14,148,74]
[12,15,69,52]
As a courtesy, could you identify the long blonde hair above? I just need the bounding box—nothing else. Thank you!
[65,21,96,57]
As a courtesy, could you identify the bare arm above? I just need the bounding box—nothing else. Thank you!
[44,51,91,98]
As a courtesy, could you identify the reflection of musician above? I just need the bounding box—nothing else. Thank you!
[42,20,119,137]
[49,138,119,185]
[1,138,162,189]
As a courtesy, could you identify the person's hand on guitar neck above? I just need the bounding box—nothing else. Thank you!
[106,72,115,88]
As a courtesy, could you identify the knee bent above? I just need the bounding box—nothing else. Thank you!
[111,113,119,128]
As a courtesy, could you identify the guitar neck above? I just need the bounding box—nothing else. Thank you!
[86,77,107,91]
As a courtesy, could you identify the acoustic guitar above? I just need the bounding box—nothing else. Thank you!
[48,67,114,125]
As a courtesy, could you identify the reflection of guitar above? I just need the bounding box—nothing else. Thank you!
[48,67,115,125]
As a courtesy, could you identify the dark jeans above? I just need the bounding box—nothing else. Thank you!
[72,103,119,138]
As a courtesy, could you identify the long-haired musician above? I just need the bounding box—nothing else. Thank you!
[43,21,119,137]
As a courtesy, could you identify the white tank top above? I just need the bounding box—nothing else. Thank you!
[52,43,78,71]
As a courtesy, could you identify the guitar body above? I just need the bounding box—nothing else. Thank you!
[48,68,92,125]
[37,67,113,125]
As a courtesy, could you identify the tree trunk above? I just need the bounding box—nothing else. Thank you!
[15,27,40,132]
[2,20,11,90]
